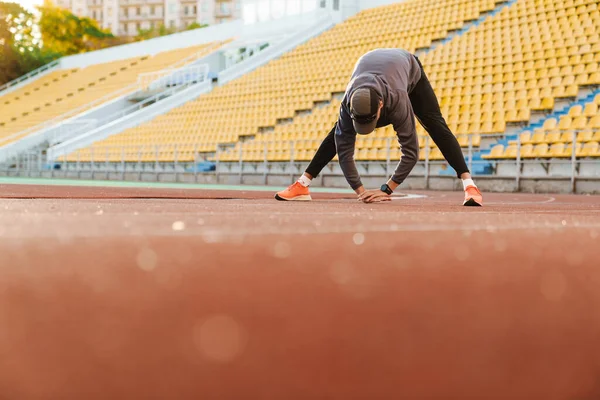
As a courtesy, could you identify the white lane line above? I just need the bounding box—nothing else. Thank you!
[486,196,557,205]
[390,193,428,200]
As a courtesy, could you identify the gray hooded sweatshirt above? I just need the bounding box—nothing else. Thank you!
[335,48,422,190]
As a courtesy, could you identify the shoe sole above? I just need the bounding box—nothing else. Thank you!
[463,198,482,207]
[275,194,312,201]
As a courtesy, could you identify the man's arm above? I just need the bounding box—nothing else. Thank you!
[389,92,419,187]
[359,91,419,203]
[334,102,365,195]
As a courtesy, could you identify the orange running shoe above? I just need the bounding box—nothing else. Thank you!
[463,185,483,206]
[275,182,312,201]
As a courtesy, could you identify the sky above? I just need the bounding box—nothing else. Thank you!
[16,0,44,12]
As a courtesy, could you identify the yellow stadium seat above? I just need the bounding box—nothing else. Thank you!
[544,131,562,143]
[483,144,504,159]
[429,147,444,160]
[571,116,588,131]
[558,116,572,130]
[583,102,598,116]
[589,72,600,85]
[509,131,532,145]
[456,134,468,147]
[547,143,568,158]
[568,105,583,117]
[530,131,546,144]
[576,130,594,143]
[579,141,599,157]
[376,149,389,161]
[520,143,534,158]
[590,116,600,129]
[501,144,518,159]
[564,142,583,158]
[542,118,558,131]
[558,131,578,143]
[356,148,369,161]
[530,143,549,158]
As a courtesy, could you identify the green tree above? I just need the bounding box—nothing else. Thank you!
[0,0,133,85]
[1,0,201,85]
[135,24,175,41]
[37,0,121,55]
[185,22,208,31]
[0,1,51,85]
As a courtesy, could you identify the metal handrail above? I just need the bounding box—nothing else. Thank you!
[0,60,60,95]
[138,64,210,91]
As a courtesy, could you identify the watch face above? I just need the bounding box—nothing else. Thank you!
[381,184,391,194]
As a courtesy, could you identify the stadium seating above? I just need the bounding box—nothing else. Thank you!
[59,0,600,164]
[419,0,600,139]
[0,42,223,144]
[487,92,600,159]
[0,69,79,113]
[62,0,501,162]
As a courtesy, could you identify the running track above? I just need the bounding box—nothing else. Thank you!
[1,182,599,399]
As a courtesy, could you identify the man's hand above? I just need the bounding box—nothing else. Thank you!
[357,189,391,203]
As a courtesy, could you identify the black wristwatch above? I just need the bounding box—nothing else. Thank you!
[380,184,393,195]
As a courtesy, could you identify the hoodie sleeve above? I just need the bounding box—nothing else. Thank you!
[390,91,419,186]
[334,101,362,190]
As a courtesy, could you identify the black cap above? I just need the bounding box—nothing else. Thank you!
[350,87,380,134]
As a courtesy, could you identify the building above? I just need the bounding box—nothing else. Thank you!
[53,0,242,36]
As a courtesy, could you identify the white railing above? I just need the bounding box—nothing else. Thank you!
[0,60,60,96]
[138,64,210,92]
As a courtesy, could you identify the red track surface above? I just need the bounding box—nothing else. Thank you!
[1,183,600,399]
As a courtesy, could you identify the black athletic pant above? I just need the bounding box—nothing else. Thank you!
[305,56,469,180]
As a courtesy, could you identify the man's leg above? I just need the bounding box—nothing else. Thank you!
[304,123,337,180]
[275,124,337,201]
[409,57,482,206]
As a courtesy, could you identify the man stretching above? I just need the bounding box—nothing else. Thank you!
[274,48,483,206]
